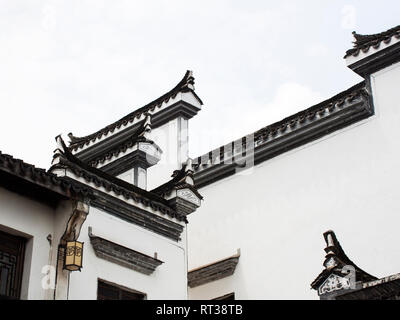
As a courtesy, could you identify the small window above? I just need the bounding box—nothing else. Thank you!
[212,292,235,300]
[0,230,26,300]
[97,279,146,300]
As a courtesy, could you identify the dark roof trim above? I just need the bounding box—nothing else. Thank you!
[89,227,164,275]
[51,138,187,222]
[345,25,400,58]
[193,81,374,188]
[336,273,400,300]
[86,120,148,167]
[0,150,92,205]
[347,40,400,77]
[311,230,376,292]
[151,163,203,200]
[86,125,162,170]
[68,70,202,151]
[89,188,185,241]
[188,250,240,288]
[71,100,201,163]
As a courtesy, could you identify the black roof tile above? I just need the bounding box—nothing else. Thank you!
[68,70,202,151]
[0,150,93,202]
[51,137,186,222]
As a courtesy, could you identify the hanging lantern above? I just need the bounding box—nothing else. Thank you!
[64,241,84,271]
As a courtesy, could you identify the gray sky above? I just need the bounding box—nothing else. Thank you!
[0,0,399,168]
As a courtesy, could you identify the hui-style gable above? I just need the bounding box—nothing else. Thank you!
[311,230,377,299]
[68,70,203,158]
[193,81,373,188]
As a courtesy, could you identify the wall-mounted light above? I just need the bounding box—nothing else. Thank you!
[64,241,84,271]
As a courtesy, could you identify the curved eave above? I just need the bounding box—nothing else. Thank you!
[344,25,400,58]
[51,139,187,222]
[310,231,377,290]
[68,70,202,152]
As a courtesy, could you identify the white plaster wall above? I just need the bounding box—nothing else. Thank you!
[68,206,188,300]
[188,62,400,300]
[0,187,54,300]
[147,117,188,190]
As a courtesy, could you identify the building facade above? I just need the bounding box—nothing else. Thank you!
[1,25,400,300]
[187,24,400,300]
[0,72,204,300]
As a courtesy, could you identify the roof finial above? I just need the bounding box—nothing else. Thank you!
[185,157,194,174]
[52,134,67,165]
[142,113,152,139]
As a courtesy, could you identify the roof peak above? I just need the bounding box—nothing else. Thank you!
[67,70,202,151]
[345,25,400,58]
[311,230,377,292]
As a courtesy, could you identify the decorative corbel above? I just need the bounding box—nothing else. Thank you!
[60,200,89,245]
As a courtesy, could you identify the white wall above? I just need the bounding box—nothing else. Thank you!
[147,117,188,190]
[0,187,54,300]
[68,206,188,300]
[188,62,400,299]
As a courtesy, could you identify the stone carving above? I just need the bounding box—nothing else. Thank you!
[177,189,201,206]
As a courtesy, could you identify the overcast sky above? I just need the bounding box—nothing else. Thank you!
[0,1,399,168]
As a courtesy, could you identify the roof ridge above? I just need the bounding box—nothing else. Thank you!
[310,230,377,290]
[52,137,186,221]
[193,81,366,165]
[68,70,202,151]
[86,120,153,167]
[0,149,92,199]
[0,150,52,175]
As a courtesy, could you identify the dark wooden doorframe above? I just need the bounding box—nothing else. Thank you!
[0,229,26,299]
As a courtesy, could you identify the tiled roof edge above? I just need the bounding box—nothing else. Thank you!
[51,138,186,222]
[193,81,372,188]
[344,25,400,58]
[310,230,377,291]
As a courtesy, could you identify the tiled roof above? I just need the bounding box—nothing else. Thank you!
[345,25,400,58]
[0,150,92,201]
[51,137,186,222]
[193,80,371,186]
[188,250,240,288]
[68,70,203,151]
[89,227,164,275]
[336,273,400,300]
[151,163,203,200]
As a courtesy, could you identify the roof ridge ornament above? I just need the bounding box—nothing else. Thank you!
[140,113,152,139]
[351,31,379,47]
[185,157,194,174]
[66,70,203,151]
[311,230,377,298]
[345,24,400,58]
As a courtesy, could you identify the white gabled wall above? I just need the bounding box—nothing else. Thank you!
[68,206,188,299]
[187,62,400,300]
[147,117,189,190]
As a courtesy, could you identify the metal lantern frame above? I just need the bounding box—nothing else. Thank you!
[64,240,84,271]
